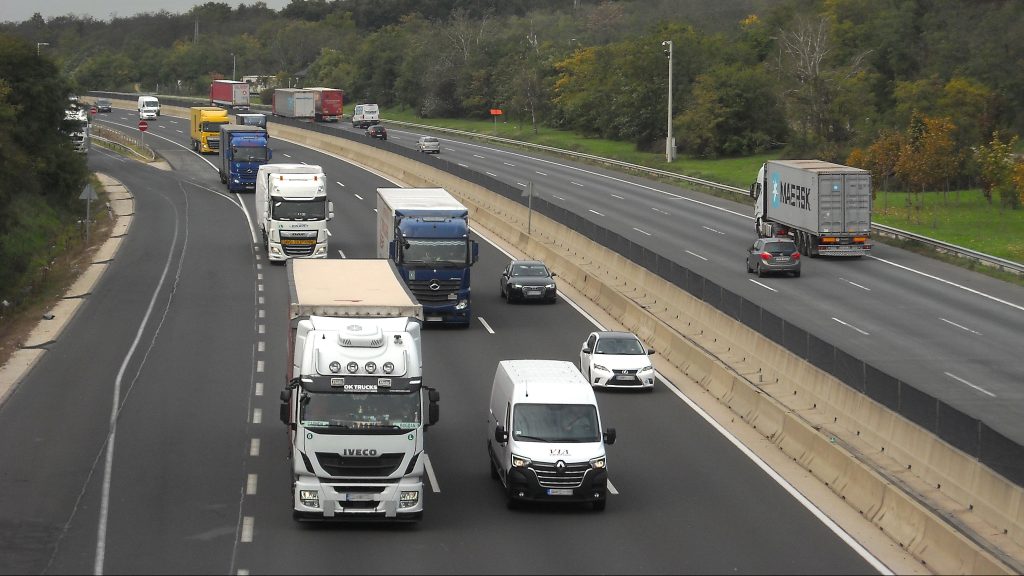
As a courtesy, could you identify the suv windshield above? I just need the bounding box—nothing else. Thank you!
[595,337,645,355]
[513,404,599,443]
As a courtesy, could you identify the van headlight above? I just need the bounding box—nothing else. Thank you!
[512,454,531,468]
[590,456,606,469]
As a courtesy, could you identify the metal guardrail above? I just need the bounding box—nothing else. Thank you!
[91,124,155,161]
[385,118,1024,277]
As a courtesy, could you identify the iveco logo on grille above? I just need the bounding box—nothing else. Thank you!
[429,280,441,291]
[342,449,378,456]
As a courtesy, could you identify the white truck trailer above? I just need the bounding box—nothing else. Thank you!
[279,259,440,522]
[750,160,872,257]
[255,164,333,261]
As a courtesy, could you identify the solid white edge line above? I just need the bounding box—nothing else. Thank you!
[869,254,1024,313]
[423,453,440,493]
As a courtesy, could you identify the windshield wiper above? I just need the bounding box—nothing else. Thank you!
[514,434,551,442]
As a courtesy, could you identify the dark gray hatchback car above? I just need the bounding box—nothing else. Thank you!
[746,238,801,277]
[500,260,557,303]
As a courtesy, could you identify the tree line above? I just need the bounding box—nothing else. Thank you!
[3,0,1024,196]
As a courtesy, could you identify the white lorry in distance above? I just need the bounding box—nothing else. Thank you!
[255,164,333,262]
[280,259,440,522]
[750,159,872,257]
[487,359,616,511]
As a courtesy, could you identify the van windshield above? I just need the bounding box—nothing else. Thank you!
[512,404,599,443]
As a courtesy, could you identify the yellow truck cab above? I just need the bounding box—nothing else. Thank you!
[190,106,229,154]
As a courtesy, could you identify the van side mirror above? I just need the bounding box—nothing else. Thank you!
[494,425,508,444]
[603,427,617,445]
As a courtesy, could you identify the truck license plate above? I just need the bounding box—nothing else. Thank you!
[344,493,375,502]
[547,488,574,496]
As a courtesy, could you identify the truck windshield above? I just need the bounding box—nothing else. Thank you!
[271,198,326,221]
[202,121,228,133]
[402,239,467,266]
[231,146,268,162]
[512,404,600,443]
[301,392,420,434]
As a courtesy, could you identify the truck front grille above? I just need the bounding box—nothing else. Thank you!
[407,279,461,303]
[530,461,590,488]
[315,452,404,477]
[280,231,317,256]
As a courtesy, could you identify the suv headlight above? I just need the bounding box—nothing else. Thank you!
[593,364,609,373]
[512,454,531,468]
[545,283,556,289]
[639,365,653,373]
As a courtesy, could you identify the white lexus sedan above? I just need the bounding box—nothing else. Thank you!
[579,331,656,391]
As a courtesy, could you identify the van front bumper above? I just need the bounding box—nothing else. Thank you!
[506,466,608,503]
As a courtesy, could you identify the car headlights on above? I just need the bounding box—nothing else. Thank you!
[511,454,531,468]
[593,364,609,373]
[545,283,556,289]
[513,283,523,289]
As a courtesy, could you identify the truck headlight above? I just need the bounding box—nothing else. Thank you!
[299,490,319,507]
[314,245,327,256]
[512,454,531,468]
[400,491,419,508]
[455,299,468,310]
[590,456,606,469]
[270,246,282,255]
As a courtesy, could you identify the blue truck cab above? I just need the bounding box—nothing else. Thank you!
[376,188,480,327]
[219,125,271,191]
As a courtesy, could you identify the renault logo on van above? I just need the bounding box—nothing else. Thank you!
[555,460,566,473]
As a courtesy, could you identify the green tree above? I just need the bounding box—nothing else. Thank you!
[975,131,1020,207]
[676,63,787,157]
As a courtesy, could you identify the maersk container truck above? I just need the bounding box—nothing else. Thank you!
[218,125,271,191]
[273,88,315,119]
[256,164,333,261]
[279,258,439,522]
[750,159,872,257]
[376,188,479,327]
[307,87,344,122]
[210,80,250,111]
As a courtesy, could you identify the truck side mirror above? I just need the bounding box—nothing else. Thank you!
[279,403,289,424]
[471,241,479,264]
[279,388,292,424]
[494,425,508,444]
[603,427,617,445]
[267,149,272,160]
[388,240,396,260]
[328,201,334,221]
[427,388,440,426]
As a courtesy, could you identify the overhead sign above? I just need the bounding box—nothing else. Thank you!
[138,120,149,132]
[490,109,503,116]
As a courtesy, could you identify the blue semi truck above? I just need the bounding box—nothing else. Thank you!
[376,188,479,327]
[219,125,271,191]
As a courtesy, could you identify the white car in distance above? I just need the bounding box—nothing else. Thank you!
[579,331,656,391]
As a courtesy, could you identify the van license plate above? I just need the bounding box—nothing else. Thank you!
[547,488,574,496]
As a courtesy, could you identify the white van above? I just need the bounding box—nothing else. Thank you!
[351,103,380,128]
[487,359,616,511]
[138,96,160,119]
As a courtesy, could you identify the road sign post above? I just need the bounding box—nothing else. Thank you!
[79,184,99,243]
[490,108,503,135]
[138,119,148,148]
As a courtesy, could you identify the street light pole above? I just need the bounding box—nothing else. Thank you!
[232,53,236,81]
[661,40,673,163]
[37,42,49,55]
